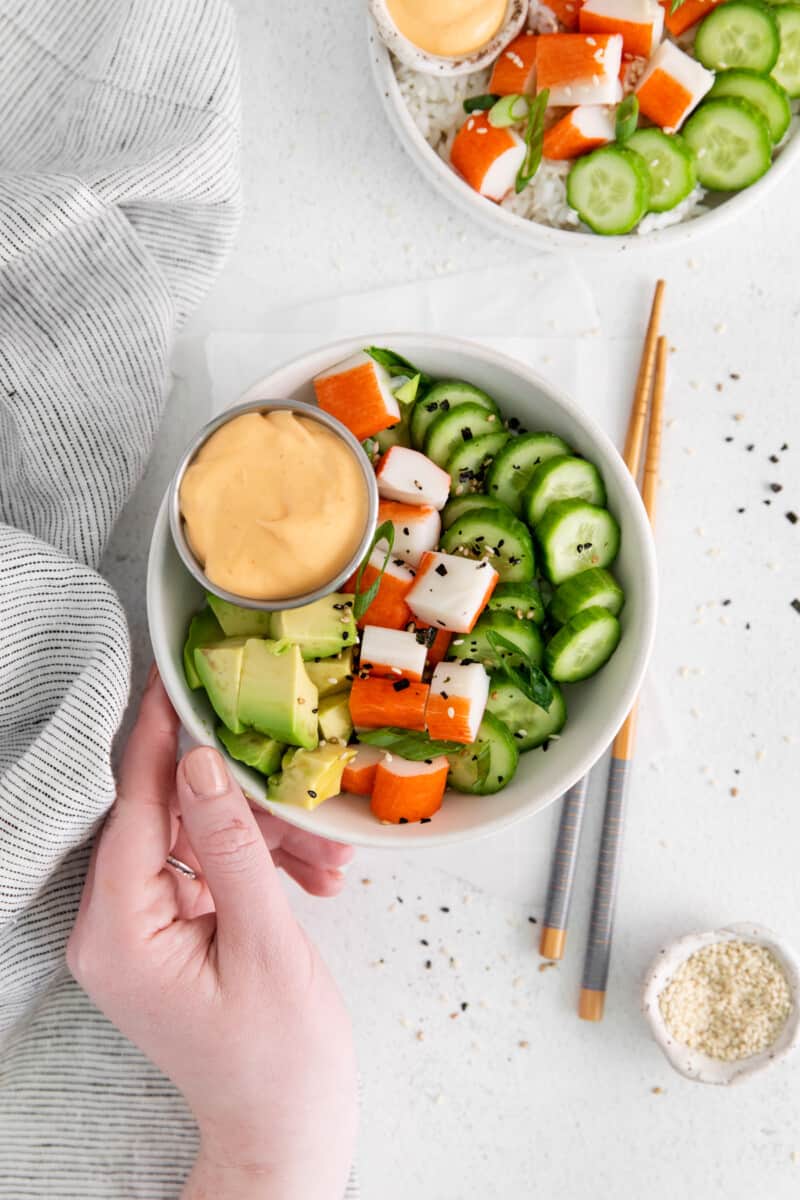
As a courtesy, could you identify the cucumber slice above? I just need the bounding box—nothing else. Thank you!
[544,606,621,682]
[485,432,570,516]
[522,455,607,527]
[486,676,567,751]
[423,403,504,468]
[447,712,519,795]
[536,499,621,585]
[448,611,544,670]
[566,146,651,236]
[487,581,546,625]
[439,506,536,583]
[409,380,499,450]
[695,0,780,71]
[682,97,772,190]
[548,567,625,625]
[447,432,510,496]
[626,129,698,213]
[442,493,516,529]
[772,5,800,96]
[709,68,791,141]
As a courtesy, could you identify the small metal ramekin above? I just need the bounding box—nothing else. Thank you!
[168,398,379,611]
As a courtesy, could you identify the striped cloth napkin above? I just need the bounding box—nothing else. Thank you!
[0,4,360,1198]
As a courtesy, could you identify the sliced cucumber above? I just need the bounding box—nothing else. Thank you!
[485,432,570,516]
[486,676,567,751]
[695,0,780,71]
[682,97,772,190]
[548,567,625,625]
[447,431,510,496]
[442,493,516,529]
[523,455,607,528]
[424,403,504,468]
[566,146,651,236]
[439,506,536,583]
[772,5,800,96]
[536,499,621,585]
[544,606,621,682]
[487,581,546,625]
[409,380,499,450]
[626,129,698,213]
[447,711,519,795]
[709,68,791,141]
[448,610,544,670]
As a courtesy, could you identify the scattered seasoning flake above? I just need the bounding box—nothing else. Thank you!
[769,454,780,464]
[419,914,430,923]
[518,1040,530,1049]
[791,599,800,615]
[770,482,783,493]
[539,961,557,972]
[651,1086,665,1095]
[361,878,372,886]
[787,512,798,524]
[659,940,792,1061]
[528,916,538,924]
[730,787,739,797]
[440,906,450,913]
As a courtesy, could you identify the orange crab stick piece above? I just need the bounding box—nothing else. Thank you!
[370,755,450,824]
[349,676,429,732]
[359,625,428,681]
[450,112,526,202]
[426,663,490,745]
[377,500,441,568]
[543,105,616,160]
[488,33,538,94]
[635,40,713,132]
[660,0,725,35]
[580,0,664,59]
[341,744,385,796]
[344,550,416,630]
[541,0,582,29]
[313,351,400,442]
[536,33,623,105]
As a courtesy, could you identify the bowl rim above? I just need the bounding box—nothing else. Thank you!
[148,331,658,849]
[368,19,800,254]
[168,397,380,612]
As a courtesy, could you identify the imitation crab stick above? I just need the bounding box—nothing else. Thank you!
[579,0,664,59]
[407,550,499,634]
[344,550,416,630]
[313,351,400,442]
[377,500,441,568]
[376,446,451,510]
[349,675,429,732]
[370,755,450,824]
[488,33,538,94]
[359,625,428,681]
[635,40,714,132]
[660,0,726,36]
[426,662,490,745]
[341,744,385,796]
[541,0,581,30]
[536,33,624,105]
[450,112,526,202]
[542,105,616,160]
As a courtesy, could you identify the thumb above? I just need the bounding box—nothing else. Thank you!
[177,746,291,954]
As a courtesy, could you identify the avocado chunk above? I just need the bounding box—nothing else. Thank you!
[194,639,247,733]
[183,607,223,689]
[217,726,284,776]
[268,743,356,810]
[305,647,355,698]
[270,593,357,660]
[318,692,353,744]
[207,594,273,638]
[238,638,318,750]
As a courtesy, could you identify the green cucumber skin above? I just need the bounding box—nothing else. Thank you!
[410,380,499,449]
[485,433,570,516]
[566,146,651,236]
[446,712,519,795]
[486,676,567,751]
[447,432,510,496]
[694,0,780,72]
[439,506,536,583]
[522,455,607,528]
[626,129,697,213]
[682,97,772,190]
[548,567,625,625]
[487,581,546,625]
[447,611,544,671]
[544,607,622,682]
[536,499,621,585]
[771,5,800,96]
[709,68,791,142]
[442,493,515,529]
[424,403,503,467]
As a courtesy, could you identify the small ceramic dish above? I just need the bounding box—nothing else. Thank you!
[642,922,800,1086]
[368,0,528,76]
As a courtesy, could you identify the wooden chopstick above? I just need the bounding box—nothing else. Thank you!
[539,284,666,962]
[578,335,667,1021]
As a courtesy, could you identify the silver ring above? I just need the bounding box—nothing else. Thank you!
[166,854,198,880]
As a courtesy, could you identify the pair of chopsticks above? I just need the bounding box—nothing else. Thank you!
[538,280,667,1022]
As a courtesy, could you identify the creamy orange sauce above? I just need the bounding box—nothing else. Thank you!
[180,410,369,601]
[386,0,507,55]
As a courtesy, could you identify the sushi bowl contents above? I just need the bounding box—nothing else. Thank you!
[369,0,800,244]
[148,334,657,848]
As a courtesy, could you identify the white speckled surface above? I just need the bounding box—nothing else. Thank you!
[101,1,800,1195]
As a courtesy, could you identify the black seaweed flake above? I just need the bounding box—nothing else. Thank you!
[393,678,411,692]
[461,427,474,442]
[769,454,780,463]
[307,790,317,799]
[425,959,432,968]
[724,436,733,443]
[787,512,798,525]
[440,906,450,913]
[399,817,409,824]
[770,483,783,493]
[746,444,755,452]
[435,564,448,577]
[528,916,538,925]
[792,599,800,615]
[420,817,432,824]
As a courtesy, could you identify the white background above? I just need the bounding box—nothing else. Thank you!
[103,2,800,1196]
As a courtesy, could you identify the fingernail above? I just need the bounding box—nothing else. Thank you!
[184,748,229,798]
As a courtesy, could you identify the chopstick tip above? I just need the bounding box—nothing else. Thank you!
[578,988,606,1022]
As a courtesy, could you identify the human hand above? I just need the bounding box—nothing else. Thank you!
[67,672,358,1200]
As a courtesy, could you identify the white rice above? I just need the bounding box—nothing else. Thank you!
[392,8,710,235]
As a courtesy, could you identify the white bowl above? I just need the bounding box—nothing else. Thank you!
[368,0,528,76]
[147,333,657,849]
[368,21,800,253]
[642,923,800,1085]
